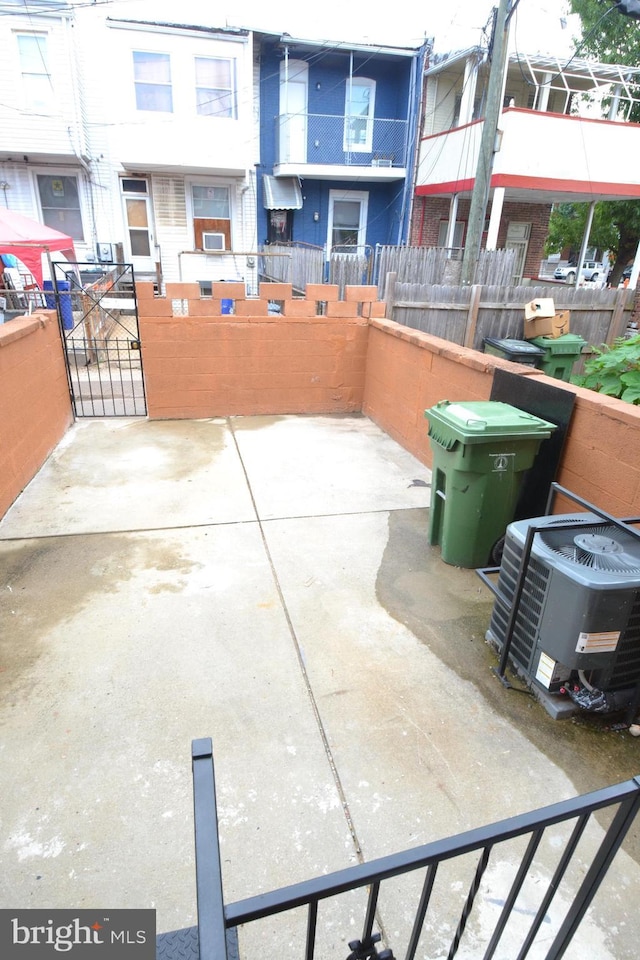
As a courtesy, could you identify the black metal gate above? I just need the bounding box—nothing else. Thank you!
[52,262,147,417]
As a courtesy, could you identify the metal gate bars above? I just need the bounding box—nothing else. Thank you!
[52,262,147,417]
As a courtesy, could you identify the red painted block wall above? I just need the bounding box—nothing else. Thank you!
[362,318,640,519]
[138,285,376,418]
[0,312,73,518]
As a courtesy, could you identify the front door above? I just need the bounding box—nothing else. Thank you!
[328,190,368,253]
[505,222,531,283]
[121,177,156,274]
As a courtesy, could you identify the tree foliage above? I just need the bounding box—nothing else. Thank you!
[545,200,640,284]
[548,4,640,281]
[569,0,640,65]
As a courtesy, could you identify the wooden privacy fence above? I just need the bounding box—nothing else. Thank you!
[384,279,634,360]
[259,243,375,297]
[373,246,517,288]
[258,243,325,292]
[259,245,518,297]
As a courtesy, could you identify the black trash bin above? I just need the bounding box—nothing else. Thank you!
[483,337,546,367]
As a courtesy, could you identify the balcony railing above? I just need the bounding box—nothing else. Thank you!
[276,113,408,167]
[172,738,640,960]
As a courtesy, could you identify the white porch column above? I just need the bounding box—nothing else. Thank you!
[576,201,596,285]
[629,236,640,290]
[485,187,505,251]
[537,72,552,112]
[445,194,460,250]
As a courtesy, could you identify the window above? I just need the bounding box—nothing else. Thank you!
[191,185,231,250]
[328,190,368,253]
[37,175,84,241]
[133,51,172,112]
[267,210,293,244]
[17,33,51,110]
[344,78,375,152]
[437,220,465,249]
[195,57,236,117]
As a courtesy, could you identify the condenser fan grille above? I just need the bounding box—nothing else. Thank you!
[540,523,640,574]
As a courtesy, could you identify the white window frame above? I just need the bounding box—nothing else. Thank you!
[190,184,231,220]
[343,78,376,153]
[438,220,465,249]
[16,31,52,111]
[195,56,236,118]
[187,180,234,251]
[133,50,173,113]
[327,189,369,254]
[35,172,85,242]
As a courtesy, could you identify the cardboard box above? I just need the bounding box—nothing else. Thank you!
[524,298,556,320]
[524,309,571,339]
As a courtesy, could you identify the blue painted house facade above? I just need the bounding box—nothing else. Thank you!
[256,33,427,259]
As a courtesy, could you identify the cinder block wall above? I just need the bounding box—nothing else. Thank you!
[0,312,73,518]
[362,318,640,518]
[137,282,382,418]
[3,289,639,525]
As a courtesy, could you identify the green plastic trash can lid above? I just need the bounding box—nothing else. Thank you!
[425,400,557,438]
[528,333,587,354]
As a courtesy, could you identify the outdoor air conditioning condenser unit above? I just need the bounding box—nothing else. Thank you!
[486,513,640,717]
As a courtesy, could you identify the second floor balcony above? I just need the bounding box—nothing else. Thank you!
[415,107,640,205]
[274,113,408,180]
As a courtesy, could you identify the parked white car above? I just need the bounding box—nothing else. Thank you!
[554,260,605,283]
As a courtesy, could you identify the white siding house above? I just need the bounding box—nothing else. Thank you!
[1,2,259,291]
[0,1,96,267]
[76,13,258,289]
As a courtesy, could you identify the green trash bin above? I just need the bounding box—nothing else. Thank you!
[527,334,586,382]
[425,400,557,568]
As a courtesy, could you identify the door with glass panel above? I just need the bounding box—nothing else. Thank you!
[328,190,368,253]
[121,178,155,274]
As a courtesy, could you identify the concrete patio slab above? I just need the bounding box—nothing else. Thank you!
[1,415,640,959]
[232,415,430,519]
[0,418,255,538]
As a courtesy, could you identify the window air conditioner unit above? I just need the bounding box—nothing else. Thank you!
[202,232,225,251]
[371,155,393,167]
[487,513,640,717]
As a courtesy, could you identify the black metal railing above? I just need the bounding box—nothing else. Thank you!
[189,738,640,960]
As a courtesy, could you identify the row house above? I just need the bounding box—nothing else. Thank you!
[6,3,640,293]
[0,1,424,293]
[87,15,257,290]
[1,1,257,291]
[412,48,640,281]
[0,1,92,258]
[255,32,427,261]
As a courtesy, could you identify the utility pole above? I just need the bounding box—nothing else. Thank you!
[460,0,512,285]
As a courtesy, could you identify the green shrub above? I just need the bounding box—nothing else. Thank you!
[572,334,640,404]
